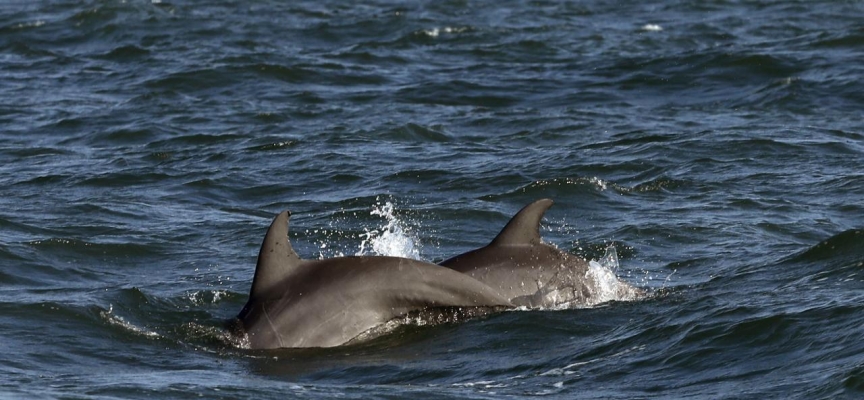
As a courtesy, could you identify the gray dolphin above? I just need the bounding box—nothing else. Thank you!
[440,199,639,308]
[236,210,513,349]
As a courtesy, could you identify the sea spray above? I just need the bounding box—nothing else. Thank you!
[585,246,642,306]
[356,201,422,260]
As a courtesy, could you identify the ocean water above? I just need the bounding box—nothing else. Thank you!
[2,0,863,398]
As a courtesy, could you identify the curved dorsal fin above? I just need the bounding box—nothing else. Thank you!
[250,211,302,298]
[490,199,553,246]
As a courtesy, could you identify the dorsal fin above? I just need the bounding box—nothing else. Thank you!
[249,211,302,298]
[490,199,553,246]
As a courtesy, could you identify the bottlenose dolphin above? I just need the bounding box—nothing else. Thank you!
[440,199,639,308]
[236,210,513,349]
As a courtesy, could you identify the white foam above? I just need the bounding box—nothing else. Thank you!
[641,24,663,31]
[588,176,609,190]
[423,28,440,38]
[355,201,422,260]
[16,20,46,29]
[584,246,643,306]
[100,305,160,338]
[540,345,645,378]
[186,289,228,305]
[421,26,469,38]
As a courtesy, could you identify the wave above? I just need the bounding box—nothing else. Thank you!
[379,123,453,142]
[843,364,864,393]
[788,229,864,263]
[396,79,522,108]
[480,175,691,202]
[480,177,612,202]
[245,139,299,152]
[27,237,161,258]
[772,229,864,294]
[88,287,247,350]
[95,44,150,61]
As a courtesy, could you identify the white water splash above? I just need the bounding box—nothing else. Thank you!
[420,26,469,38]
[355,201,422,260]
[584,246,643,306]
[186,289,228,305]
[587,176,609,191]
[509,245,645,312]
[16,20,46,29]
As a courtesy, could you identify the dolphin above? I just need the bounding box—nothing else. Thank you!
[439,198,639,308]
[236,210,513,349]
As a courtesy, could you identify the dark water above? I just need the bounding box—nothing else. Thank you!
[2,0,864,398]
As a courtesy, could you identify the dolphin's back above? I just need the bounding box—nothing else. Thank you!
[240,256,511,348]
[440,199,593,308]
